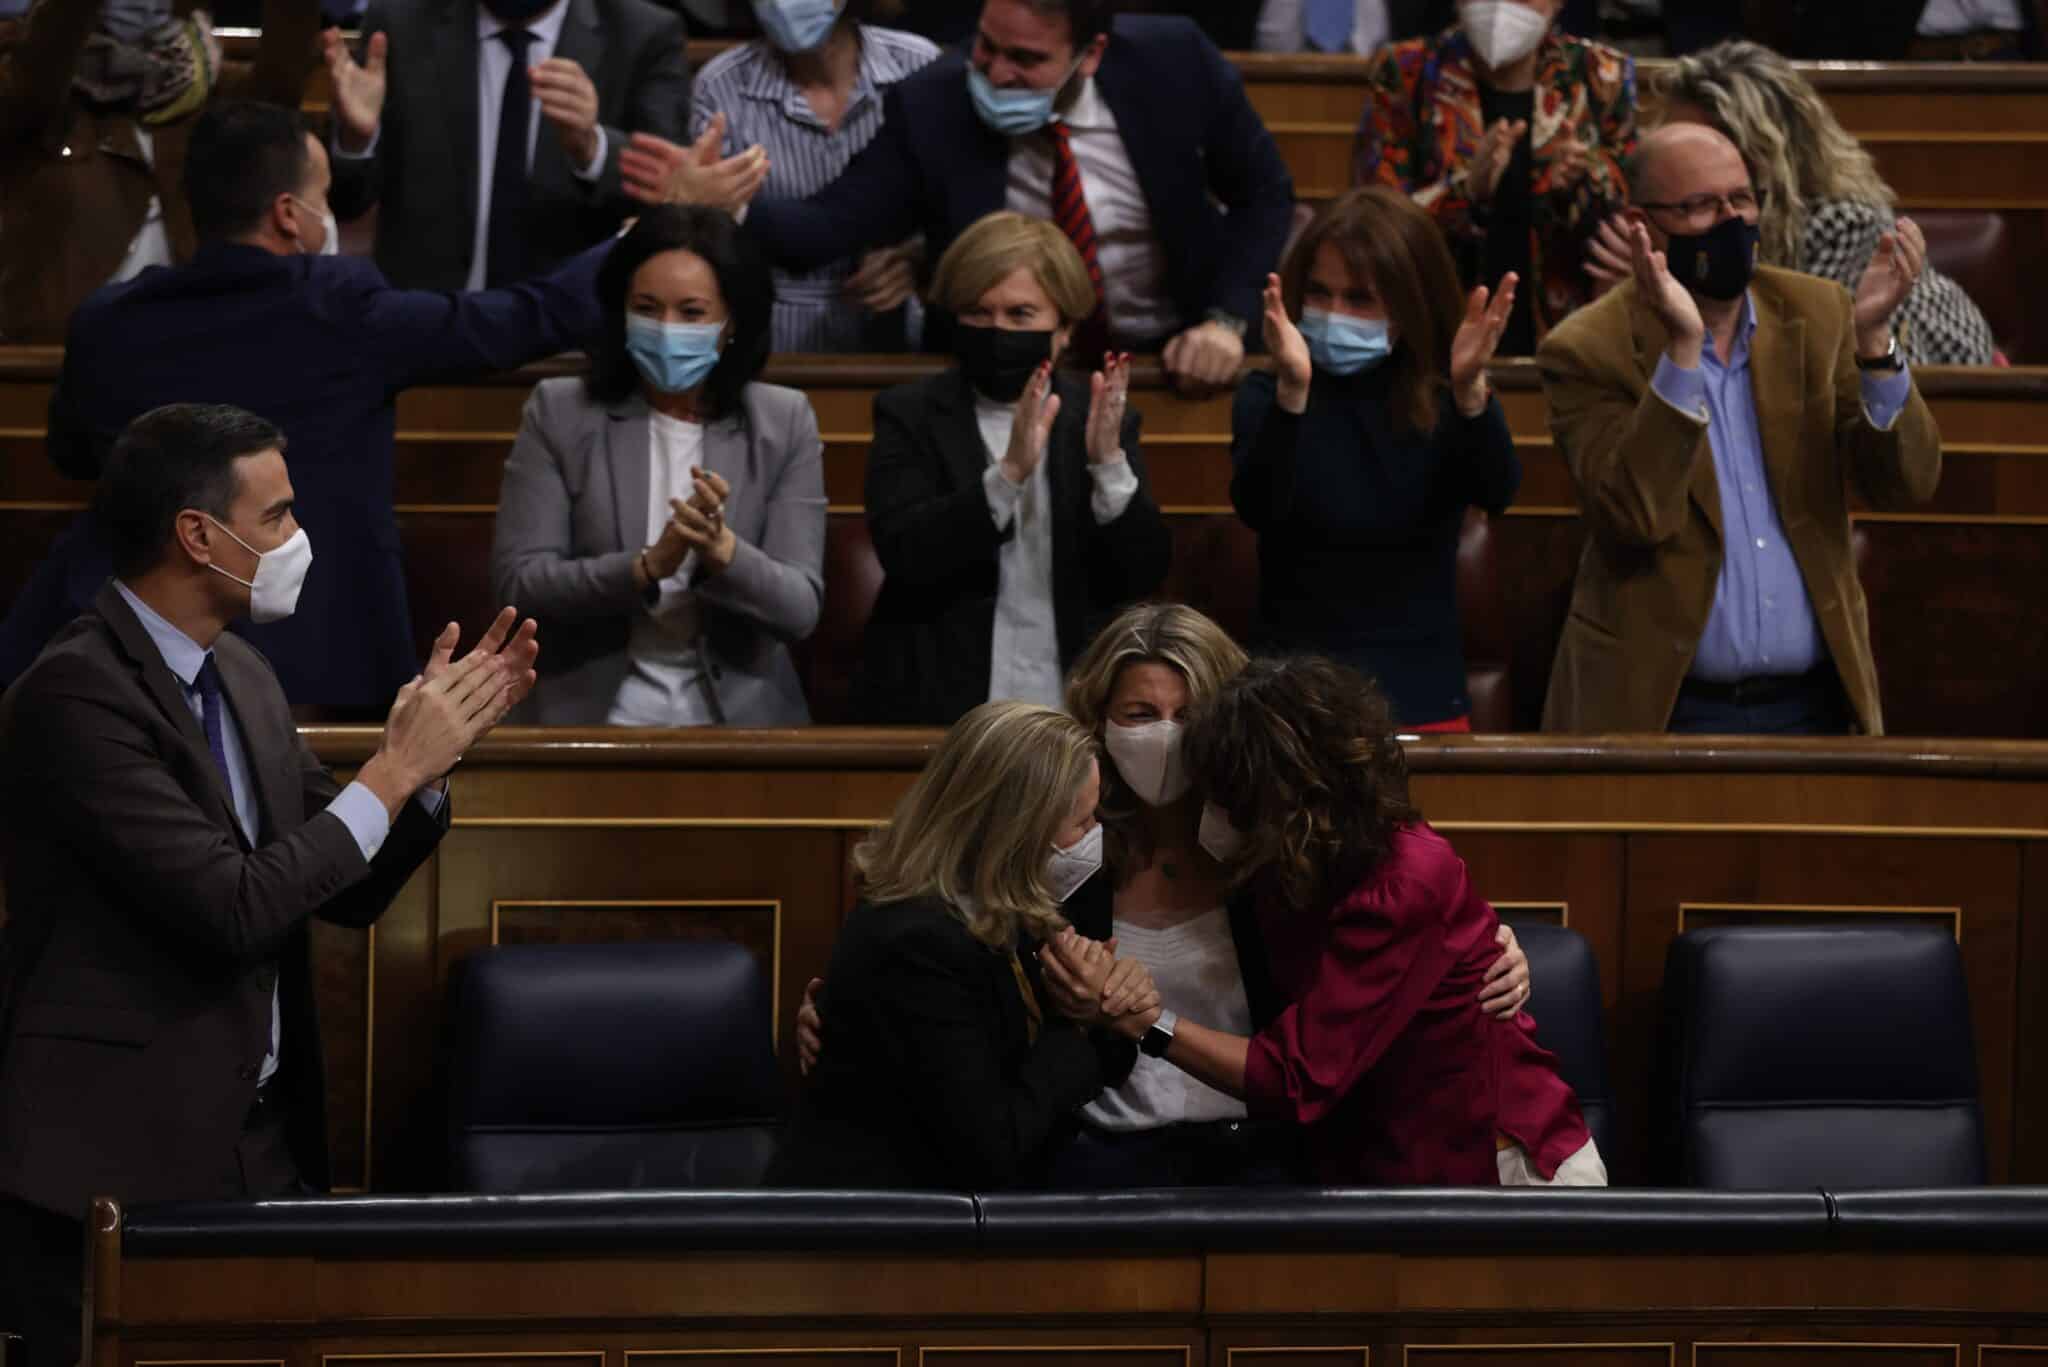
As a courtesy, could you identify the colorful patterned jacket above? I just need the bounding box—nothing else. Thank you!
[1352,27,1636,344]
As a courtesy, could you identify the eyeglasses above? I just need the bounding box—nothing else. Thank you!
[1636,187,1770,228]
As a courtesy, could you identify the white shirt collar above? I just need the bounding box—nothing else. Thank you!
[478,0,571,49]
[1053,75,1107,131]
[113,579,211,689]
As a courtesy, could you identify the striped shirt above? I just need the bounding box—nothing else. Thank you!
[691,26,940,353]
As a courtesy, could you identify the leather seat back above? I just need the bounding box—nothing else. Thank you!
[1914,208,2036,362]
[1513,922,1614,1161]
[446,942,782,1193]
[1660,925,1985,1189]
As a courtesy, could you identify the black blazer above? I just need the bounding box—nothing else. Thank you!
[0,583,445,1219]
[852,367,1171,726]
[767,896,1137,1189]
[330,0,690,290]
[20,240,607,707]
[745,15,1295,338]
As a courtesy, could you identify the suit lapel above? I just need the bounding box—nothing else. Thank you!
[532,0,605,199]
[607,396,656,555]
[439,0,483,235]
[214,643,295,845]
[934,370,994,499]
[698,409,750,530]
[94,584,245,842]
[1745,281,1808,529]
[1628,288,1723,541]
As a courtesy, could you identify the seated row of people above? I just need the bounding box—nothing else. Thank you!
[772,605,1601,1190]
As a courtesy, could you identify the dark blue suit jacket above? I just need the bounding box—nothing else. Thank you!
[19,241,608,707]
[745,15,1294,339]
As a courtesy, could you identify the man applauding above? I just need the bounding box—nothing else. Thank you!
[1537,123,1940,736]
[0,405,539,1367]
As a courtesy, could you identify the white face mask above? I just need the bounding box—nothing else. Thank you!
[205,516,313,623]
[1045,822,1103,903]
[293,196,338,257]
[1461,0,1549,68]
[1102,718,1190,807]
[1197,801,1247,865]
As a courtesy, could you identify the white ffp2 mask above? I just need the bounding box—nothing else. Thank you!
[206,517,313,623]
[1046,823,1104,903]
[1103,718,1191,807]
[1197,801,1247,864]
[1461,0,1549,68]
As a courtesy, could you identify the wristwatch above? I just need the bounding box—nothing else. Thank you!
[1856,334,1904,372]
[1139,1008,1179,1059]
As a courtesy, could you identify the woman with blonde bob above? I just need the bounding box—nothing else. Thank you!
[852,211,1171,725]
[768,701,1161,1189]
[1586,41,1994,365]
[1116,656,1603,1187]
[800,604,1534,1187]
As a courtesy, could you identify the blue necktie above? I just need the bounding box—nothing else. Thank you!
[1305,0,1353,51]
[192,655,234,790]
[485,27,537,288]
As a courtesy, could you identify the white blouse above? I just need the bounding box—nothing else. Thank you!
[606,411,719,726]
[1082,907,1252,1132]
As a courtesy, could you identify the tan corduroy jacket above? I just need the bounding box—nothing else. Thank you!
[1536,265,1942,734]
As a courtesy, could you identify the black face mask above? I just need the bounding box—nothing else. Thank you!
[954,324,1054,402]
[1662,214,1761,303]
[481,0,557,24]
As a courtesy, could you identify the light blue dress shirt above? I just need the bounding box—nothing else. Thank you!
[114,582,441,1084]
[1648,294,1911,683]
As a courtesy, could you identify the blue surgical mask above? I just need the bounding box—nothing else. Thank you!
[752,0,838,53]
[966,53,1083,137]
[1298,308,1392,376]
[625,315,724,393]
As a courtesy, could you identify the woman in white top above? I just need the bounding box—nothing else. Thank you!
[490,205,827,726]
[853,211,1172,725]
[688,0,940,352]
[803,602,1534,1186]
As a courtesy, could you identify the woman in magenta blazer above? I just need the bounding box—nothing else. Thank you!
[1042,653,1600,1185]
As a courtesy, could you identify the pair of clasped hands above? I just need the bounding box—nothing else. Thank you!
[638,466,736,588]
[1035,927,1162,1039]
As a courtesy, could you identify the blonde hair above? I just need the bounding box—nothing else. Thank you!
[928,211,1099,323]
[852,701,1099,950]
[1064,603,1248,881]
[1654,40,1896,268]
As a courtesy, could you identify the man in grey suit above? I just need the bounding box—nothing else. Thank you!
[0,404,539,1367]
[322,0,690,290]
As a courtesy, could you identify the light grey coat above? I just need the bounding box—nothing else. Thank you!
[491,377,827,726]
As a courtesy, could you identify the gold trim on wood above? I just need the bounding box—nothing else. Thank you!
[918,1351,1191,1367]
[362,921,377,1193]
[1225,1349,1368,1367]
[488,899,783,1050]
[1979,1352,2048,1364]
[1693,1345,1961,1367]
[324,1357,604,1365]
[1677,902,1963,942]
[1407,1347,1674,1366]
[627,1354,900,1366]
[138,1360,286,1366]
[1492,901,1571,928]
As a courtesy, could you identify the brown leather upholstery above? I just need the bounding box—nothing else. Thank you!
[801,510,1516,731]
[1914,209,2044,363]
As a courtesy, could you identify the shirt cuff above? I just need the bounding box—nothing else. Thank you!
[573,125,609,183]
[1088,455,1139,524]
[327,780,394,864]
[333,124,381,160]
[983,462,1023,531]
[1861,365,1911,431]
[1649,353,1710,423]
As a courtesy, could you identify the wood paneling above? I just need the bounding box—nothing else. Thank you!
[1405,1350,1670,1367]
[1691,1348,1957,1367]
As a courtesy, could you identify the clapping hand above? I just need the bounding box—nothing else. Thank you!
[1628,218,1705,364]
[531,57,601,169]
[667,467,737,573]
[1585,212,1631,296]
[1853,216,1925,355]
[998,363,1059,487]
[363,610,540,808]
[1083,352,1131,466]
[1449,271,1516,414]
[1468,117,1528,205]
[619,116,771,213]
[321,27,386,155]
[421,605,540,704]
[1261,273,1312,413]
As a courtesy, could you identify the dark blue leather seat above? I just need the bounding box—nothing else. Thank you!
[1659,925,1985,1189]
[1514,922,1615,1162]
[445,941,783,1192]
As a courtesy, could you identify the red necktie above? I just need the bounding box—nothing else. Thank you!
[1045,120,1110,366]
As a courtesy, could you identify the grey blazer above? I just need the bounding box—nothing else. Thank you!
[332,0,691,290]
[491,377,826,726]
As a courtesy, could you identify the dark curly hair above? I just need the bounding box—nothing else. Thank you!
[586,205,772,419]
[1181,655,1420,911]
